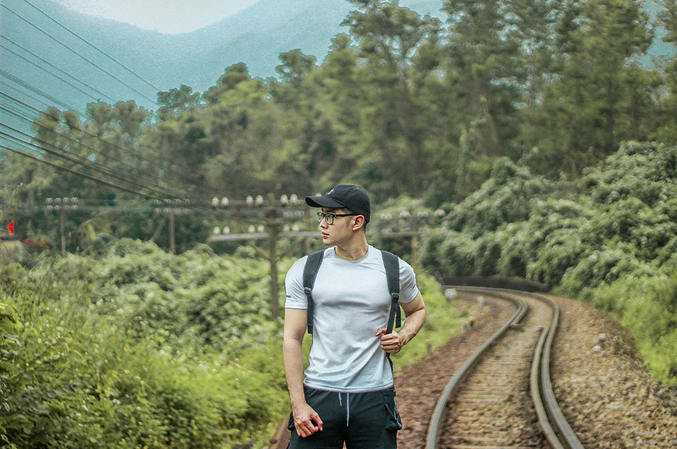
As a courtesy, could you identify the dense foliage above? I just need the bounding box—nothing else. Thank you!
[0,240,288,448]
[420,142,677,384]
[0,239,464,447]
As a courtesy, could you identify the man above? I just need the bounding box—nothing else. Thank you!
[283,184,426,448]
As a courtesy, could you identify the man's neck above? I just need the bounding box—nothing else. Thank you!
[334,237,369,261]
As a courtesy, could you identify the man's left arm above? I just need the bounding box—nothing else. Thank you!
[378,292,426,354]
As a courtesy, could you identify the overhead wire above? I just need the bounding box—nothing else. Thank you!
[19,0,163,94]
[0,69,80,113]
[0,136,216,212]
[0,121,181,200]
[0,3,159,106]
[0,90,200,193]
[0,142,161,200]
[0,43,104,103]
[0,36,116,103]
[0,102,172,187]
[0,80,52,112]
[0,132,215,212]
[0,3,214,208]
[0,134,218,213]
[0,109,212,209]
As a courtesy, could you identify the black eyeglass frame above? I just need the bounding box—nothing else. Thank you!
[316,212,359,225]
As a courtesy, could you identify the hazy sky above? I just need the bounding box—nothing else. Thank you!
[54,0,261,34]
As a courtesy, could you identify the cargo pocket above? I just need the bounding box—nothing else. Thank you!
[384,388,403,431]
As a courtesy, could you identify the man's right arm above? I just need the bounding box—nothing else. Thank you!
[283,308,323,437]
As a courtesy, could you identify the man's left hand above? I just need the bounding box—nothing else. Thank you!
[376,328,403,354]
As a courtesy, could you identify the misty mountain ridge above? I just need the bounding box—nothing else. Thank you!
[0,0,672,120]
[0,0,445,115]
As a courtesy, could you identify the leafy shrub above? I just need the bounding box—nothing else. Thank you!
[582,274,677,385]
[0,242,288,448]
[419,142,677,384]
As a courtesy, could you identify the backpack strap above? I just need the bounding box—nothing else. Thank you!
[302,250,325,335]
[382,250,401,334]
[302,249,401,336]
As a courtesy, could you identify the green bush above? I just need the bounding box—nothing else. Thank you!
[580,274,677,385]
[0,242,289,448]
[420,142,677,385]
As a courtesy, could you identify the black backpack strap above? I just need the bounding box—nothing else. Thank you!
[302,250,325,335]
[382,250,401,334]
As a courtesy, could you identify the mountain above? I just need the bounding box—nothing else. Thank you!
[0,0,446,116]
[0,0,673,121]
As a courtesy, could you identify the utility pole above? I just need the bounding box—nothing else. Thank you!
[46,197,78,257]
[266,194,280,320]
[210,193,314,321]
[59,209,65,258]
[169,208,175,255]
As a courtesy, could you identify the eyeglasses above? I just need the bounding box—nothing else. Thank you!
[317,212,358,225]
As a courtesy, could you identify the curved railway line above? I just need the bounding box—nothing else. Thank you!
[426,288,583,449]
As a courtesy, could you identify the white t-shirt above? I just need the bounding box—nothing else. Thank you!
[284,245,420,393]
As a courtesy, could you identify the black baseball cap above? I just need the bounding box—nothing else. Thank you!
[306,185,371,223]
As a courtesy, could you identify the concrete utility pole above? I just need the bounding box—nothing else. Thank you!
[46,197,78,257]
[210,193,314,321]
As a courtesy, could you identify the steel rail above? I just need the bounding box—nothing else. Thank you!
[424,287,527,449]
[530,326,565,449]
[518,291,585,449]
[425,287,585,449]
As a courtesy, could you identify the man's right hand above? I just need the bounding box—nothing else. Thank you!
[292,403,323,438]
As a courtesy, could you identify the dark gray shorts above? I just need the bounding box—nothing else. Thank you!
[287,386,402,449]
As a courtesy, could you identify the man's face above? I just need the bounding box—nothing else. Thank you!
[318,207,355,246]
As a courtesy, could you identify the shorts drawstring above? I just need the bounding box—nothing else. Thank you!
[346,392,350,427]
[337,392,350,427]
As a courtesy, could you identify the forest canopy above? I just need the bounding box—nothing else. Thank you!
[1,0,677,252]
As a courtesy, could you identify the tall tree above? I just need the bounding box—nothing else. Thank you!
[521,0,653,176]
[656,0,677,144]
[343,0,443,198]
[439,0,523,199]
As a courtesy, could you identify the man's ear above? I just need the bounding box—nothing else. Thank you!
[351,215,366,231]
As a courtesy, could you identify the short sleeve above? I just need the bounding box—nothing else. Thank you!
[398,257,420,304]
[284,256,309,309]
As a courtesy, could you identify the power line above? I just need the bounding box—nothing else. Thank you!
[0,102,172,188]
[0,142,162,200]
[19,0,162,94]
[0,80,52,112]
[0,43,104,103]
[0,122,179,199]
[1,139,216,213]
[0,3,159,106]
[0,94,212,208]
[1,36,116,102]
[0,90,196,188]
[0,69,80,113]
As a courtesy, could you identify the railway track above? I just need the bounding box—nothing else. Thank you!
[426,288,584,449]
